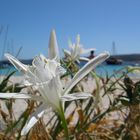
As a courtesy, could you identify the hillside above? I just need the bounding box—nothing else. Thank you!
[112,54,140,62]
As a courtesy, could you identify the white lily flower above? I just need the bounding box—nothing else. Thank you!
[0,30,110,135]
[64,34,96,63]
[1,51,109,135]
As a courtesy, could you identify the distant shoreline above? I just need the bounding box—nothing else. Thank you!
[1,54,140,67]
[112,54,140,62]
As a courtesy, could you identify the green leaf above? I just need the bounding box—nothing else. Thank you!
[0,71,16,92]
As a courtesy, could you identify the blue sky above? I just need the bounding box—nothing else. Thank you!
[0,0,140,59]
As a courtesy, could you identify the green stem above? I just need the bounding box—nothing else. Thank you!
[58,102,70,140]
[91,71,100,106]
[67,61,72,68]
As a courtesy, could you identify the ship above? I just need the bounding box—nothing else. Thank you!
[106,57,123,65]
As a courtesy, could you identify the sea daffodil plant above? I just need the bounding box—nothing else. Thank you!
[64,34,96,63]
[0,30,109,139]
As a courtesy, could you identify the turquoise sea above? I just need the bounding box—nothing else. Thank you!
[0,61,139,78]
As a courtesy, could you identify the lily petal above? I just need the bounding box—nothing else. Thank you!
[42,76,63,110]
[61,92,92,101]
[0,93,44,102]
[79,57,90,62]
[4,54,39,84]
[48,29,60,61]
[63,49,71,56]
[68,39,74,50]
[4,53,28,73]
[21,79,49,87]
[21,103,46,135]
[63,52,110,95]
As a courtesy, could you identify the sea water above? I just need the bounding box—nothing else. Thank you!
[95,64,127,77]
[0,62,139,78]
[0,66,21,76]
